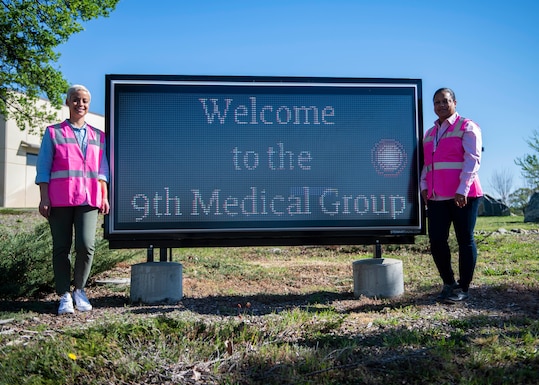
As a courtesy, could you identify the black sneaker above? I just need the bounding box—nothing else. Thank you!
[436,284,457,302]
[446,289,469,303]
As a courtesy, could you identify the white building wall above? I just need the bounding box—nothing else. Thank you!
[2,117,41,207]
[0,102,104,208]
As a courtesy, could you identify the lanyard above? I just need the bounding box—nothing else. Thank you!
[433,118,459,152]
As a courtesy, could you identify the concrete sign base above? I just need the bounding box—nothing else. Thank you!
[130,262,183,304]
[353,258,404,298]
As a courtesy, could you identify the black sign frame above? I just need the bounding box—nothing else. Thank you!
[104,75,424,248]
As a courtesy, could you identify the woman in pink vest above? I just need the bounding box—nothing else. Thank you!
[36,85,110,315]
[420,88,483,303]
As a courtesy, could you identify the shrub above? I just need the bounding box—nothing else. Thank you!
[0,221,136,299]
[0,222,53,298]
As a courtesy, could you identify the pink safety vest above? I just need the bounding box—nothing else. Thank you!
[48,121,105,207]
[423,116,482,199]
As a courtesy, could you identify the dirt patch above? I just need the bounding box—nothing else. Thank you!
[2,262,539,336]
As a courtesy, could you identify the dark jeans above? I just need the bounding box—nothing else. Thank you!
[427,197,481,291]
[48,205,99,294]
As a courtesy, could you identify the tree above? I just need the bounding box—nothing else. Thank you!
[515,129,539,189]
[507,187,534,214]
[0,0,119,133]
[488,168,513,205]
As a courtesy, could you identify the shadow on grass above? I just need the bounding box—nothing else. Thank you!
[125,291,352,316]
[124,284,539,319]
[1,285,538,319]
[342,285,539,318]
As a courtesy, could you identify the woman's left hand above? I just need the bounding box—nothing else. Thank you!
[101,198,110,215]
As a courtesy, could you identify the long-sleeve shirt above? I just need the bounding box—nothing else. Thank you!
[420,112,482,199]
[35,120,109,185]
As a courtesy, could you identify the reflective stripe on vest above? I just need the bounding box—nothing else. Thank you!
[423,125,464,144]
[424,161,464,172]
[50,170,100,179]
[51,134,102,147]
[48,121,105,207]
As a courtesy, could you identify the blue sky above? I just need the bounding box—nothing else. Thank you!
[56,0,539,196]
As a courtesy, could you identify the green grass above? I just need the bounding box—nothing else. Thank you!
[1,215,539,384]
[3,311,537,384]
[474,215,539,232]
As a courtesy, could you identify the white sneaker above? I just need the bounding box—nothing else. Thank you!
[58,292,74,315]
[73,289,93,312]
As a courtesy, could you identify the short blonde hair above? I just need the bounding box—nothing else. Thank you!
[66,84,91,101]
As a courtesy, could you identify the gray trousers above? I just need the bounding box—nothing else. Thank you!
[48,205,99,294]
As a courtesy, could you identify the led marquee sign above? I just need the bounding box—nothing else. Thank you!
[104,75,424,248]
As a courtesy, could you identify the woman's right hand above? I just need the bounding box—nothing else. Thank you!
[39,200,51,218]
[421,189,429,204]
[38,183,51,218]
